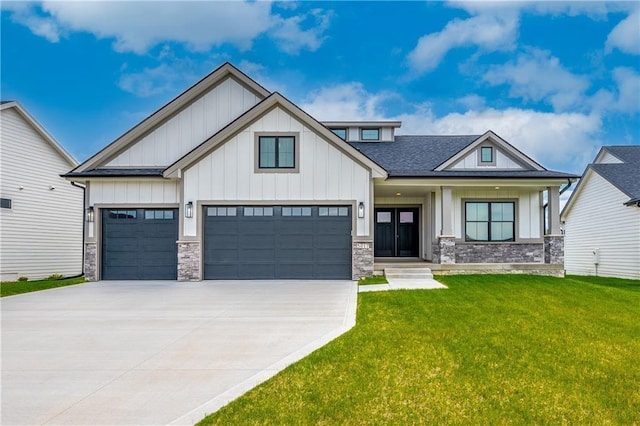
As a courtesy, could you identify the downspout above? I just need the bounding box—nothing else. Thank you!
[68,181,86,279]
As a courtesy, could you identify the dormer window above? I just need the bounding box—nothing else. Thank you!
[361,128,380,141]
[481,146,494,163]
[330,128,347,140]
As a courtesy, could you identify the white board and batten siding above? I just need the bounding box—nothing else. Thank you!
[564,171,640,279]
[106,78,261,167]
[449,148,524,169]
[451,189,542,240]
[183,106,372,237]
[0,107,83,281]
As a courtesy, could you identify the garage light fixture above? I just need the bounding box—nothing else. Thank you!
[185,201,194,218]
[86,206,94,222]
[358,202,365,218]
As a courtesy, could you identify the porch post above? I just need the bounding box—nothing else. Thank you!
[439,186,456,264]
[544,186,564,265]
[547,186,561,235]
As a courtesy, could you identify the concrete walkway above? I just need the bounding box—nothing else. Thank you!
[1,280,357,425]
[359,277,447,292]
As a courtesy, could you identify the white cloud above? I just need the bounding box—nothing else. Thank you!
[3,2,62,42]
[407,12,519,74]
[299,82,602,173]
[271,8,333,54]
[611,67,640,113]
[606,8,640,55]
[483,49,590,111]
[118,63,187,98]
[4,1,332,55]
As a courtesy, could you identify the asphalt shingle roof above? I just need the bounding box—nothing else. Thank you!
[591,145,640,204]
[63,168,165,178]
[349,135,576,178]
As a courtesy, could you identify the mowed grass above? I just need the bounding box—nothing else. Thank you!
[1,277,86,297]
[199,275,640,425]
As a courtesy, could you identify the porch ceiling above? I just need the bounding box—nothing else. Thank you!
[374,178,559,197]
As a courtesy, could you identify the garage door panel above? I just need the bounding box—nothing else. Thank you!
[204,205,351,279]
[102,209,178,280]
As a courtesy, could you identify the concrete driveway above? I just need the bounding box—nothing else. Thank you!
[1,280,357,425]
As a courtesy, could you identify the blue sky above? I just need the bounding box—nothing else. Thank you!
[2,1,638,178]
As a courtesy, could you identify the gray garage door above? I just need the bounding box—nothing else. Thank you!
[204,206,352,279]
[101,208,178,280]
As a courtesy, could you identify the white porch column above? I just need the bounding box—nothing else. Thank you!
[440,186,454,236]
[547,186,561,235]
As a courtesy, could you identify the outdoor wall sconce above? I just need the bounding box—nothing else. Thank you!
[86,206,95,222]
[185,201,194,218]
[358,201,365,218]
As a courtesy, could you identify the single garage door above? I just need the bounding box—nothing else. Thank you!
[101,208,178,280]
[204,205,352,279]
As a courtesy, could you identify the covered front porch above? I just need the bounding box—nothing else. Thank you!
[370,177,566,274]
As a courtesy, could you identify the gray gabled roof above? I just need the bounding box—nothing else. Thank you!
[591,146,640,204]
[349,135,478,175]
[349,135,576,179]
[63,168,165,178]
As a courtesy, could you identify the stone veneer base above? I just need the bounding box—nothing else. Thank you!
[353,240,374,280]
[84,242,97,281]
[178,241,201,281]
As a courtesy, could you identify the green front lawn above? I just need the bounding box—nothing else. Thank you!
[1,277,86,297]
[199,275,640,425]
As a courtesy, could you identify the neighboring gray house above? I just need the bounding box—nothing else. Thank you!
[0,101,84,281]
[64,63,576,281]
[562,146,640,279]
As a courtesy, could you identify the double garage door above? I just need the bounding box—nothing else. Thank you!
[101,205,352,280]
[204,205,352,279]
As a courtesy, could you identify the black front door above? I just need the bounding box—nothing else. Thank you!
[374,208,419,257]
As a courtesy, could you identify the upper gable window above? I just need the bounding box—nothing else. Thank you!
[480,147,494,163]
[255,133,300,173]
[361,128,380,141]
[259,136,295,169]
[330,128,347,140]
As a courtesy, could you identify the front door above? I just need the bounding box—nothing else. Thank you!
[374,208,419,257]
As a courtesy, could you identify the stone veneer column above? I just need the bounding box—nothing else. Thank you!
[353,240,373,280]
[544,235,564,265]
[84,242,98,281]
[438,236,456,264]
[178,241,201,281]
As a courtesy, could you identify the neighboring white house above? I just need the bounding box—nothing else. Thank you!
[562,146,640,279]
[65,63,577,281]
[0,101,84,281]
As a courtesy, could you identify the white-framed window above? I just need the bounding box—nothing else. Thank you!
[330,128,347,140]
[360,128,380,141]
[465,201,515,242]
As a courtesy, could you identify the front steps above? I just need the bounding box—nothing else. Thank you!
[383,267,433,280]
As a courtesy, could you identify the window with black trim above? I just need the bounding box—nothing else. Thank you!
[282,206,312,216]
[481,146,493,163]
[465,202,514,242]
[259,136,295,168]
[319,207,349,217]
[244,207,274,217]
[330,128,347,140]
[207,207,237,217]
[108,210,137,219]
[361,128,380,141]
[144,210,174,220]
[1,198,11,209]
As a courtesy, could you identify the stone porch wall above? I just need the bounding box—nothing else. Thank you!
[353,240,373,280]
[544,235,564,264]
[178,241,201,281]
[456,242,544,263]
